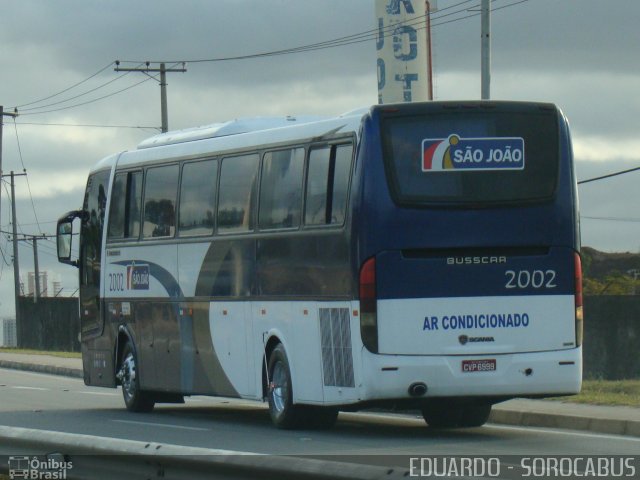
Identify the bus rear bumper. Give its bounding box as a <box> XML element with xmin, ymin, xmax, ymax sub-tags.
<box><xmin>359</xmin><ymin>347</ymin><xmax>582</xmax><ymax>401</ymax></box>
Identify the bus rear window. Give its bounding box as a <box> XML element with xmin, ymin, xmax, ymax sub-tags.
<box><xmin>381</xmin><ymin>110</ymin><xmax>559</xmax><ymax>206</ymax></box>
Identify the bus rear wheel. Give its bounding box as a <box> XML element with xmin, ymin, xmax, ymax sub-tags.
<box><xmin>119</xmin><ymin>343</ymin><xmax>155</xmax><ymax>413</ymax></box>
<box><xmin>422</xmin><ymin>402</ymin><xmax>491</xmax><ymax>428</ymax></box>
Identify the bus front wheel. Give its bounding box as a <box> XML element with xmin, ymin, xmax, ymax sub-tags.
<box><xmin>119</xmin><ymin>343</ymin><xmax>155</xmax><ymax>413</ymax></box>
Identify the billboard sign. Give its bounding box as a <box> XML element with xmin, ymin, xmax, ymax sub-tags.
<box><xmin>376</xmin><ymin>0</ymin><xmax>434</xmax><ymax>104</ymax></box>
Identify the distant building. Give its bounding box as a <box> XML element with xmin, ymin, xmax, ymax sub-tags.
<box><xmin>1</xmin><ymin>318</ymin><xmax>17</xmax><ymax>347</ymax></box>
<box><xmin>18</xmin><ymin>272</ymin><xmax>65</xmax><ymax>298</ymax></box>
<box><xmin>27</xmin><ymin>271</ymin><xmax>48</xmax><ymax>297</ymax></box>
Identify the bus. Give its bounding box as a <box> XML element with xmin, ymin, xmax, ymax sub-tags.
<box><xmin>57</xmin><ymin>101</ymin><xmax>582</xmax><ymax>429</ymax></box>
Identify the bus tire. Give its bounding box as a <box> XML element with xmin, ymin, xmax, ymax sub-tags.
<box><xmin>120</xmin><ymin>342</ymin><xmax>155</xmax><ymax>413</ymax></box>
<box><xmin>301</xmin><ymin>406</ymin><xmax>339</xmax><ymax>429</ymax></box>
<box><xmin>460</xmin><ymin>404</ymin><xmax>492</xmax><ymax>427</ymax></box>
<box><xmin>422</xmin><ymin>402</ymin><xmax>491</xmax><ymax>428</ymax></box>
<box><xmin>267</xmin><ymin>344</ymin><xmax>304</xmax><ymax>429</ymax></box>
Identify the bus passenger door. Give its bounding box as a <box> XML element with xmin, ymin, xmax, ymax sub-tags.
<box><xmin>79</xmin><ymin>170</ymin><xmax>111</xmax><ymax>339</ymax></box>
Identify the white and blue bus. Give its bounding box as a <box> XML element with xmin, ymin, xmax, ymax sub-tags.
<box><xmin>57</xmin><ymin>101</ymin><xmax>582</xmax><ymax>429</ymax></box>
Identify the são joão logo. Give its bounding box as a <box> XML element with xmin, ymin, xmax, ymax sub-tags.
<box><xmin>126</xmin><ymin>263</ymin><xmax>150</xmax><ymax>290</ymax></box>
<box><xmin>422</xmin><ymin>134</ymin><xmax>525</xmax><ymax>172</ymax></box>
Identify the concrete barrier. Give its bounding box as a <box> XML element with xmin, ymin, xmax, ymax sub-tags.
<box><xmin>0</xmin><ymin>426</ymin><xmax>409</xmax><ymax>480</ymax></box>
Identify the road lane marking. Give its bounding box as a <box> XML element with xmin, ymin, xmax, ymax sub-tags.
<box><xmin>111</xmin><ymin>419</ymin><xmax>210</xmax><ymax>431</ymax></box>
<box><xmin>488</xmin><ymin>424</ymin><xmax>640</xmax><ymax>442</ymax></box>
<box><xmin>77</xmin><ymin>391</ymin><xmax>119</xmax><ymax>397</ymax></box>
<box><xmin>10</xmin><ymin>386</ymin><xmax>48</xmax><ymax>391</ymax></box>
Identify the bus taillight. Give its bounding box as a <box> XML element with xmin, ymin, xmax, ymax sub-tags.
<box><xmin>574</xmin><ymin>252</ymin><xmax>584</xmax><ymax>347</ymax></box>
<box><xmin>359</xmin><ymin>257</ymin><xmax>378</xmax><ymax>353</ymax></box>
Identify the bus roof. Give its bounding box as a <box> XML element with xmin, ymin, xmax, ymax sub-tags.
<box><xmin>136</xmin><ymin>116</ymin><xmax>331</xmax><ymax>149</ymax></box>
<box><xmin>92</xmin><ymin>110</ymin><xmax>367</xmax><ymax>173</ymax></box>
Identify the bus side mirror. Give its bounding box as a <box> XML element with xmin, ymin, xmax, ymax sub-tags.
<box><xmin>57</xmin><ymin>210</ymin><xmax>85</xmax><ymax>268</ymax></box>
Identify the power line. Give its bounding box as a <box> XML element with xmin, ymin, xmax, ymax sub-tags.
<box><xmin>11</xmin><ymin>120</ymin><xmax>43</xmax><ymax>235</ymax></box>
<box><xmin>269</xmin><ymin>0</ymin><xmax>478</xmax><ymax>58</ymax></box>
<box><xmin>17</xmin><ymin>62</ymin><xmax>183</xmax><ymax>118</ymax></box>
<box><xmin>17</xmin><ymin>75</ymin><xmax>155</xmax><ymax>117</ymax></box>
<box><xmin>17</xmin><ymin>67</ymin><xmax>139</xmax><ymax>113</ymax></box>
<box><xmin>581</xmin><ymin>215</ymin><xmax>640</xmax><ymax>223</ymax></box>
<box><xmin>1</xmin><ymin>229</ymin><xmax>55</xmax><ymax>238</ymax></box>
<box><xmin>578</xmin><ymin>166</ymin><xmax>640</xmax><ymax>185</ymax></box>
<box><xmin>116</xmin><ymin>0</ymin><xmax>524</xmax><ymax>65</ymax></box>
<box><xmin>13</xmin><ymin>62</ymin><xmax>115</xmax><ymax>109</ymax></box>
<box><xmin>15</xmin><ymin>121</ymin><xmax>158</xmax><ymax>131</ymax></box>
<box><xmin>5</xmin><ymin>219</ymin><xmax>56</xmax><ymax>227</ymax></box>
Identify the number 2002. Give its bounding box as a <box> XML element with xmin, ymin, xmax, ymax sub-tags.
<box><xmin>505</xmin><ymin>270</ymin><xmax>556</xmax><ymax>289</ymax></box>
<box><xmin>109</xmin><ymin>273</ymin><xmax>125</xmax><ymax>292</ymax></box>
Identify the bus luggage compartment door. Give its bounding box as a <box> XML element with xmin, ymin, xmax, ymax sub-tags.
<box><xmin>374</xmin><ymin>248</ymin><xmax>577</xmax><ymax>356</ymax></box>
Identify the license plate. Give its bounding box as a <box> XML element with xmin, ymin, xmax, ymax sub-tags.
<box><xmin>462</xmin><ymin>359</ymin><xmax>496</xmax><ymax>373</ymax></box>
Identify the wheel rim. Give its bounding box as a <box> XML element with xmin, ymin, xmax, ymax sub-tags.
<box><xmin>121</xmin><ymin>353</ymin><xmax>137</xmax><ymax>402</ymax></box>
<box><xmin>271</xmin><ymin>360</ymin><xmax>288</xmax><ymax>414</ymax></box>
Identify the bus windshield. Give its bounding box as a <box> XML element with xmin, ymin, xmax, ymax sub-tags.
<box><xmin>381</xmin><ymin>109</ymin><xmax>560</xmax><ymax>206</ymax></box>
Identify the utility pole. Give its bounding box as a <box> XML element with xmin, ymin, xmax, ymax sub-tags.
<box><xmin>5</xmin><ymin>171</ymin><xmax>27</xmax><ymax>328</ymax></box>
<box><xmin>33</xmin><ymin>236</ymin><xmax>41</xmax><ymax>301</ymax></box>
<box><xmin>114</xmin><ymin>61</ymin><xmax>187</xmax><ymax>132</ymax></box>
<box><xmin>481</xmin><ymin>0</ymin><xmax>491</xmax><ymax>100</ymax></box>
<box><xmin>11</xmin><ymin>171</ymin><xmax>21</xmax><ymax>325</ymax></box>
<box><xmin>0</xmin><ymin>106</ymin><xmax>19</xmax><ymax>230</ymax></box>
<box><xmin>160</xmin><ymin>64</ymin><xmax>169</xmax><ymax>133</ymax></box>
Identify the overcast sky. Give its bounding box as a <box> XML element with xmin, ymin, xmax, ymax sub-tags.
<box><xmin>0</xmin><ymin>0</ymin><xmax>639</xmax><ymax>317</ymax></box>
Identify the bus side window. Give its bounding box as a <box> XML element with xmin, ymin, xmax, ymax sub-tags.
<box><xmin>305</xmin><ymin>147</ymin><xmax>331</xmax><ymax>226</ymax></box>
<box><xmin>217</xmin><ymin>154</ymin><xmax>260</xmax><ymax>233</ymax></box>
<box><xmin>179</xmin><ymin>159</ymin><xmax>218</xmax><ymax>236</ymax></box>
<box><xmin>304</xmin><ymin>143</ymin><xmax>353</xmax><ymax>226</ymax></box>
<box><xmin>107</xmin><ymin>173</ymin><xmax>127</xmax><ymax>239</ymax></box>
<box><xmin>143</xmin><ymin>164</ymin><xmax>179</xmax><ymax>239</ymax></box>
<box><xmin>331</xmin><ymin>144</ymin><xmax>353</xmax><ymax>225</ymax></box>
<box><xmin>259</xmin><ymin>148</ymin><xmax>304</xmax><ymax>230</ymax></box>
<box><xmin>107</xmin><ymin>171</ymin><xmax>143</xmax><ymax>240</ymax></box>
<box><xmin>127</xmin><ymin>172</ymin><xmax>143</xmax><ymax>238</ymax></box>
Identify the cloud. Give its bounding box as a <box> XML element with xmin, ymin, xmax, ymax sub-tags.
<box><xmin>574</xmin><ymin>137</ymin><xmax>640</xmax><ymax>164</ymax></box>
<box><xmin>12</xmin><ymin>171</ymin><xmax>88</xmax><ymax>200</ymax></box>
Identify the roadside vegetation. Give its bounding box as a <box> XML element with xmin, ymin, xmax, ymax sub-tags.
<box><xmin>553</xmin><ymin>379</ymin><xmax>640</xmax><ymax>408</ymax></box>
<box><xmin>581</xmin><ymin>247</ymin><xmax>640</xmax><ymax>295</ymax></box>
<box><xmin>0</xmin><ymin>347</ymin><xmax>81</xmax><ymax>359</ymax></box>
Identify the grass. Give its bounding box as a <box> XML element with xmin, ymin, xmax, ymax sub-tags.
<box><xmin>0</xmin><ymin>347</ymin><xmax>81</xmax><ymax>359</ymax></box>
<box><xmin>551</xmin><ymin>379</ymin><xmax>640</xmax><ymax>408</ymax></box>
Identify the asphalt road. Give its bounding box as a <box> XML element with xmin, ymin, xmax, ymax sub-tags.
<box><xmin>1</xmin><ymin>367</ymin><xmax>639</xmax><ymax>465</ymax></box>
